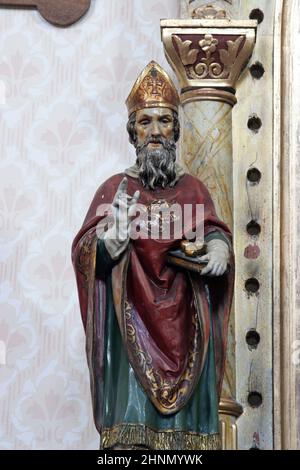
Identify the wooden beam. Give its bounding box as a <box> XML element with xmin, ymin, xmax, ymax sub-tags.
<box><xmin>0</xmin><ymin>0</ymin><xmax>91</xmax><ymax>27</ymax></box>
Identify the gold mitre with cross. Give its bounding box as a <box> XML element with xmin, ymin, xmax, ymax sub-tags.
<box><xmin>126</xmin><ymin>61</ymin><xmax>180</xmax><ymax>116</ymax></box>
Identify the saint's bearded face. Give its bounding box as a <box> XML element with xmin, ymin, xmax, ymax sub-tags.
<box><xmin>127</xmin><ymin>107</ymin><xmax>180</xmax><ymax>190</ymax></box>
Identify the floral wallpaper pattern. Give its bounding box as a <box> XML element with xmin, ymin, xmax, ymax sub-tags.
<box><xmin>0</xmin><ymin>0</ymin><xmax>179</xmax><ymax>449</ymax></box>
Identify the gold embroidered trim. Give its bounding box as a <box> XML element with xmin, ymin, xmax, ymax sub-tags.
<box><xmin>101</xmin><ymin>423</ymin><xmax>221</xmax><ymax>450</ymax></box>
<box><xmin>75</xmin><ymin>230</ymin><xmax>97</xmax><ymax>289</ymax></box>
<box><xmin>124</xmin><ymin>300</ymin><xmax>202</xmax><ymax>415</ymax></box>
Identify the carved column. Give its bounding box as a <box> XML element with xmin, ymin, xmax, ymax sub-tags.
<box><xmin>161</xmin><ymin>3</ymin><xmax>256</xmax><ymax>449</ymax></box>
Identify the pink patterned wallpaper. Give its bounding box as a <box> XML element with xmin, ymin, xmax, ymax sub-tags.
<box><xmin>0</xmin><ymin>0</ymin><xmax>179</xmax><ymax>449</ymax></box>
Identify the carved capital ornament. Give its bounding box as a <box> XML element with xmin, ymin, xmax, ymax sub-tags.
<box><xmin>192</xmin><ymin>3</ymin><xmax>230</xmax><ymax>20</ymax></box>
<box><xmin>161</xmin><ymin>18</ymin><xmax>257</xmax><ymax>105</ymax></box>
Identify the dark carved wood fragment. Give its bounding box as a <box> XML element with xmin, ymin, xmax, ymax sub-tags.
<box><xmin>0</xmin><ymin>0</ymin><xmax>91</xmax><ymax>27</ymax></box>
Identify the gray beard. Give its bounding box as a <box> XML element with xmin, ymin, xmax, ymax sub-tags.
<box><xmin>136</xmin><ymin>137</ymin><xmax>177</xmax><ymax>190</ymax></box>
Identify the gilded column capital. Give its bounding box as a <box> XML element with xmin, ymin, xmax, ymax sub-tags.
<box><xmin>161</xmin><ymin>18</ymin><xmax>257</xmax><ymax>105</ymax></box>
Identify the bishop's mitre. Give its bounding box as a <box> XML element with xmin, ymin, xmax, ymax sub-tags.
<box><xmin>126</xmin><ymin>61</ymin><xmax>180</xmax><ymax>116</ymax></box>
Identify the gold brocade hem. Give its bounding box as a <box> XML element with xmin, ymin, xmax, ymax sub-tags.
<box><xmin>100</xmin><ymin>424</ymin><xmax>221</xmax><ymax>450</ymax></box>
